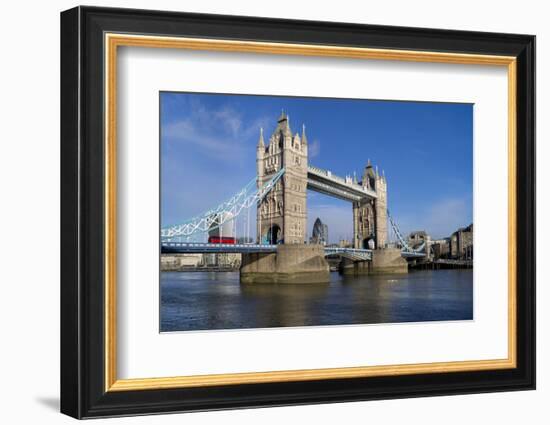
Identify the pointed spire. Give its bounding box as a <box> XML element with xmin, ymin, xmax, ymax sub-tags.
<box><xmin>376</xmin><ymin>165</ymin><xmax>379</xmax><ymax>176</ymax></box>
<box><xmin>367</xmin><ymin>158</ymin><xmax>372</xmax><ymax>168</ymax></box>
<box><xmin>257</xmin><ymin>127</ymin><xmax>265</xmax><ymax>148</ymax></box>
<box><xmin>301</xmin><ymin>124</ymin><xmax>308</xmax><ymax>145</ymax></box>
<box><xmin>277</xmin><ymin>109</ymin><xmax>291</xmax><ymax>136</ymax></box>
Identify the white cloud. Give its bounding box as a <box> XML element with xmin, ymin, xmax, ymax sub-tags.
<box><xmin>394</xmin><ymin>197</ymin><xmax>472</xmax><ymax>240</ymax></box>
<box><xmin>163</xmin><ymin>99</ymin><xmax>269</xmax><ymax>163</ymax></box>
<box><xmin>213</xmin><ymin>106</ymin><xmax>242</xmax><ymax>136</ymax></box>
<box><xmin>309</xmin><ymin>139</ymin><xmax>321</xmax><ymax>159</ymax></box>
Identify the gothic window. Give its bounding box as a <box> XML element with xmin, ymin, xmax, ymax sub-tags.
<box><xmin>366</xmin><ymin>204</ymin><xmax>374</xmax><ymax>235</ymax></box>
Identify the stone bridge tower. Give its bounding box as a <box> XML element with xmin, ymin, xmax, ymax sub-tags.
<box><xmin>353</xmin><ymin>161</ymin><xmax>388</xmax><ymax>249</ymax></box>
<box><xmin>256</xmin><ymin>112</ymin><xmax>308</xmax><ymax>244</ymax></box>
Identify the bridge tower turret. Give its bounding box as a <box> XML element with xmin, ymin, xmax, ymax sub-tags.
<box><xmin>375</xmin><ymin>169</ymin><xmax>388</xmax><ymax>248</ymax></box>
<box><xmin>256</xmin><ymin>128</ymin><xmax>266</xmax><ymax>243</ymax></box>
<box><xmin>256</xmin><ymin>127</ymin><xmax>265</xmax><ymax>181</ymax></box>
<box><xmin>353</xmin><ymin>161</ymin><xmax>388</xmax><ymax>249</ymax></box>
<box><xmin>256</xmin><ymin>112</ymin><xmax>308</xmax><ymax>244</ymax></box>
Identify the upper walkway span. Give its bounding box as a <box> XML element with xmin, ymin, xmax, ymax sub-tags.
<box><xmin>307</xmin><ymin>165</ymin><xmax>377</xmax><ymax>202</ymax></box>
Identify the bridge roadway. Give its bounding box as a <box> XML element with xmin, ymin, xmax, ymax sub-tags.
<box><xmin>161</xmin><ymin>242</ymin><xmax>425</xmax><ymax>260</ymax></box>
<box><xmin>161</xmin><ymin>242</ymin><xmax>373</xmax><ymax>261</ymax></box>
<box><xmin>401</xmin><ymin>251</ymin><xmax>426</xmax><ymax>259</ymax></box>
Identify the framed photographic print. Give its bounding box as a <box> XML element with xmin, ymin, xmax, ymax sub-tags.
<box><xmin>60</xmin><ymin>6</ymin><xmax>535</xmax><ymax>419</ymax></box>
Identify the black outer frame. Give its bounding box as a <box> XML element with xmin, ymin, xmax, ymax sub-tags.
<box><xmin>60</xmin><ymin>6</ymin><xmax>535</xmax><ymax>419</ymax></box>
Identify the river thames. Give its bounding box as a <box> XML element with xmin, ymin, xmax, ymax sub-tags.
<box><xmin>160</xmin><ymin>269</ymin><xmax>473</xmax><ymax>332</ymax></box>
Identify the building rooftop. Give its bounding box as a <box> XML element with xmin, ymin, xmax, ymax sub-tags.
<box><xmin>409</xmin><ymin>230</ymin><xmax>428</xmax><ymax>237</ymax></box>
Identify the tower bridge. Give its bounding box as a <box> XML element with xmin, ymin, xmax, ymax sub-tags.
<box><xmin>161</xmin><ymin>111</ymin><xmax>426</xmax><ymax>282</ymax></box>
<box><xmin>256</xmin><ymin>111</ymin><xmax>387</xmax><ymax>251</ymax></box>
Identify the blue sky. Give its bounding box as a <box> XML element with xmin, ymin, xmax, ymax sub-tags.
<box><xmin>161</xmin><ymin>92</ymin><xmax>473</xmax><ymax>242</ymax></box>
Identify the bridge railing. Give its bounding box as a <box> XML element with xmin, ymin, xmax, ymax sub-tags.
<box><xmin>308</xmin><ymin>165</ymin><xmax>357</xmax><ymax>187</ymax></box>
<box><xmin>161</xmin><ymin>242</ymin><xmax>375</xmax><ymax>260</ymax></box>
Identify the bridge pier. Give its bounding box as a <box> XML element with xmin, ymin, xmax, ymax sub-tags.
<box><xmin>240</xmin><ymin>244</ymin><xmax>330</xmax><ymax>284</ymax></box>
<box><xmin>341</xmin><ymin>248</ymin><xmax>408</xmax><ymax>275</ymax></box>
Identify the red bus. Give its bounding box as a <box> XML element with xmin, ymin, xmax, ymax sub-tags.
<box><xmin>208</xmin><ymin>236</ymin><xmax>236</xmax><ymax>244</ymax></box>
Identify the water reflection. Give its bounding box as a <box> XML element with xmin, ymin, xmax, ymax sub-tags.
<box><xmin>240</xmin><ymin>282</ymin><xmax>330</xmax><ymax>328</ymax></box>
<box><xmin>160</xmin><ymin>270</ymin><xmax>473</xmax><ymax>332</ymax></box>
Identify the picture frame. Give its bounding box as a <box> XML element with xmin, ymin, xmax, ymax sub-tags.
<box><xmin>60</xmin><ymin>5</ymin><xmax>535</xmax><ymax>419</ymax></box>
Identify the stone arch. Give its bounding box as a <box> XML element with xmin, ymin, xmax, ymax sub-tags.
<box><xmin>266</xmin><ymin>224</ymin><xmax>282</xmax><ymax>244</ymax></box>
<box><xmin>363</xmin><ymin>236</ymin><xmax>376</xmax><ymax>250</ymax></box>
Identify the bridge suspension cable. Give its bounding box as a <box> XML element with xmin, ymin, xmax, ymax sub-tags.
<box><xmin>387</xmin><ymin>210</ymin><xmax>425</xmax><ymax>254</ymax></box>
<box><xmin>161</xmin><ymin>168</ymin><xmax>285</xmax><ymax>239</ymax></box>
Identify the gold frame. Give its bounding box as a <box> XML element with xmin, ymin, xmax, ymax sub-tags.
<box><xmin>104</xmin><ymin>33</ymin><xmax>517</xmax><ymax>392</ymax></box>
